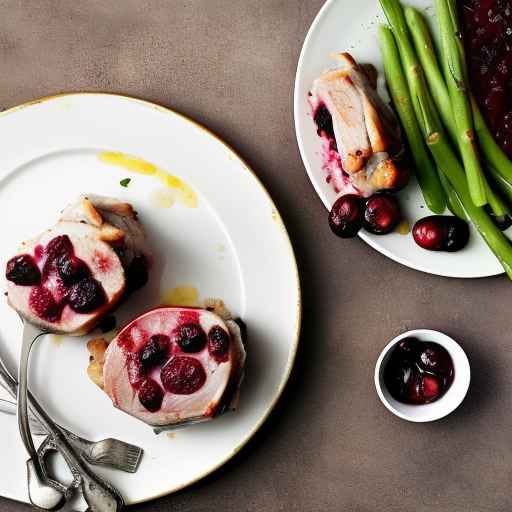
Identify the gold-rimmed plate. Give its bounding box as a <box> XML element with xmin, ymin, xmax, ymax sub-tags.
<box><xmin>0</xmin><ymin>93</ymin><xmax>301</xmax><ymax>506</ymax></box>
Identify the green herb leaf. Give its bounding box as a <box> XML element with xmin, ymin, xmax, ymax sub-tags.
<box><xmin>120</xmin><ymin>178</ymin><xmax>131</xmax><ymax>188</ymax></box>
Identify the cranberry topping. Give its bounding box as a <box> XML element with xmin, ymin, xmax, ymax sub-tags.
<box><xmin>461</xmin><ymin>0</ymin><xmax>512</xmax><ymax>158</ymax></box>
<box><xmin>118</xmin><ymin>330</ymin><xmax>134</xmax><ymax>351</ymax></box>
<box><xmin>42</xmin><ymin>235</ymin><xmax>73</xmax><ymax>275</ymax></box>
<box><xmin>384</xmin><ymin>338</ymin><xmax>454</xmax><ymax>405</ymax></box>
<box><xmin>34</xmin><ymin>245</ymin><xmax>44</xmax><ymax>262</ymax></box>
<box><xmin>29</xmin><ymin>287</ymin><xmax>62</xmax><ymax>322</ymax></box>
<box><xmin>314</xmin><ymin>104</ymin><xmax>335</xmax><ymax>140</ymax></box>
<box><xmin>57</xmin><ymin>254</ymin><xmax>88</xmax><ymax>285</ymax></box>
<box><xmin>11</xmin><ymin>235</ymin><xmax>106</xmax><ymax>322</ymax></box>
<box><xmin>161</xmin><ymin>356</ymin><xmax>206</xmax><ymax>395</ymax></box>
<box><xmin>138</xmin><ymin>378</ymin><xmax>164</xmax><ymax>412</ymax></box>
<box><xmin>172</xmin><ymin>323</ymin><xmax>207</xmax><ymax>353</ymax></box>
<box><xmin>67</xmin><ymin>277</ymin><xmax>106</xmax><ymax>313</ymax></box>
<box><xmin>178</xmin><ymin>309</ymin><xmax>200</xmax><ymax>325</ymax></box>
<box><xmin>127</xmin><ymin>352</ymin><xmax>145</xmax><ymax>388</ymax></box>
<box><xmin>140</xmin><ymin>334</ymin><xmax>169</xmax><ymax>368</ymax></box>
<box><xmin>208</xmin><ymin>325</ymin><xmax>230</xmax><ymax>362</ymax></box>
<box><xmin>6</xmin><ymin>255</ymin><xmax>41</xmax><ymax>286</ymax></box>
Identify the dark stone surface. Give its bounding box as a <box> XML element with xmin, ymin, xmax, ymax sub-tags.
<box><xmin>1</xmin><ymin>1</ymin><xmax>512</xmax><ymax>511</ymax></box>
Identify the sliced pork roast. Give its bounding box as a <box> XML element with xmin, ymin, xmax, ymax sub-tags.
<box><xmin>310</xmin><ymin>52</ymin><xmax>409</xmax><ymax>196</ymax></box>
<box><xmin>5</xmin><ymin>195</ymin><xmax>151</xmax><ymax>335</ymax></box>
<box><xmin>102</xmin><ymin>306</ymin><xmax>246</xmax><ymax>430</ymax></box>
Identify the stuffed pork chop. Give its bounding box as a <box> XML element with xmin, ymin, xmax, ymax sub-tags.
<box><xmin>102</xmin><ymin>306</ymin><xmax>246</xmax><ymax>429</ymax></box>
<box><xmin>5</xmin><ymin>195</ymin><xmax>151</xmax><ymax>335</ymax></box>
<box><xmin>310</xmin><ymin>52</ymin><xmax>409</xmax><ymax>196</ymax></box>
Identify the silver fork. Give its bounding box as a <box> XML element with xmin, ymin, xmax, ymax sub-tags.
<box><xmin>17</xmin><ymin>322</ymin><xmax>124</xmax><ymax>511</ymax></box>
<box><xmin>0</xmin><ymin>349</ymin><xmax>143</xmax><ymax>474</ymax></box>
<box><xmin>0</xmin><ymin>396</ymin><xmax>143</xmax><ymax>473</ymax></box>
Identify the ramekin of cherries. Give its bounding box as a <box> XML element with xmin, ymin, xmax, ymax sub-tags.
<box><xmin>329</xmin><ymin>193</ymin><xmax>471</xmax><ymax>252</ymax></box>
<box><xmin>374</xmin><ymin>329</ymin><xmax>470</xmax><ymax>422</ymax></box>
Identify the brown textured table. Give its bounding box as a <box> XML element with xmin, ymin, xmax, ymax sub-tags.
<box><xmin>1</xmin><ymin>1</ymin><xmax>512</xmax><ymax>511</ymax></box>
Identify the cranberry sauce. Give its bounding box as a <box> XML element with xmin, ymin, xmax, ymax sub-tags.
<box><xmin>384</xmin><ymin>337</ymin><xmax>454</xmax><ymax>405</ymax></box>
<box><xmin>314</xmin><ymin>104</ymin><xmax>337</xmax><ymax>152</ymax></box>
<box><xmin>7</xmin><ymin>235</ymin><xmax>107</xmax><ymax>322</ymax></box>
<box><xmin>461</xmin><ymin>1</ymin><xmax>512</xmax><ymax>157</ymax></box>
<box><xmin>6</xmin><ymin>255</ymin><xmax>41</xmax><ymax>286</ymax></box>
<box><xmin>207</xmin><ymin>325</ymin><xmax>230</xmax><ymax>363</ymax></box>
<box><xmin>120</xmin><ymin>312</ymin><xmax>231</xmax><ymax>412</ymax></box>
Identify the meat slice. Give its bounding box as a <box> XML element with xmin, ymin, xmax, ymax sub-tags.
<box><xmin>60</xmin><ymin>194</ymin><xmax>151</xmax><ymax>271</ymax></box>
<box><xmin>311</xmin><ymin>68</ymin><xmax>371</xmax><ymax>173</ymax></box>
<box><xmin>103</xmin><ymin>307</ymin><xmax>246</xmax><ymax>429</ymax></box>
<box><xmin>6</xmin><ymin>228</ymin><xmax>125</xmax><ymax>335</ymax></box>
<box><xmin>310</xmin><ymin>52</ymin><xmax>409</xmax><ymax>196</ymax></box>
<box><xmin>5</xmin><ymin>195</ymin><xmax>151</xmax><ymax>335</ymax></box>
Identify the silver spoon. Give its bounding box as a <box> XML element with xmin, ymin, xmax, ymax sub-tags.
<box><xmin>17</xmin><ymin>321</ymin><xmax>124</xmax><ymax>511</ymax></box>
<box><xmin>17</xmin><ymin>322</ymin><xmax>65</xmax><ymax>510</ymax></box>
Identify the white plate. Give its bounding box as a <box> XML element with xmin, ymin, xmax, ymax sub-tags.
<box><xmin>0</xmin><ymin>93</ymin><xmax>301</xmax><ymax>507</ymax></box>
<box><xmin>294</xmin><ymin>0</ymin><xmax>508</xmax><ymax>278</ymax></box>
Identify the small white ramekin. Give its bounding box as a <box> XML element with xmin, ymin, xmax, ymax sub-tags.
<box><xmin>374</xmin><ymin>329</ymin><xmax>471</xmax><ymax>422</ymax></box>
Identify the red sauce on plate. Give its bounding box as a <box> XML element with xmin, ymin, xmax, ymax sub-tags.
<box><xmin>461</xmin><ymin>0</ymin><xmax>512</xmax><ymax>157</ymax></box>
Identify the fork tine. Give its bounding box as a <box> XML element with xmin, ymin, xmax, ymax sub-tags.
<box><xmin>85</xmin><ymin>439</ymin><xmax>143</xmax><ymax>473</ymax></box>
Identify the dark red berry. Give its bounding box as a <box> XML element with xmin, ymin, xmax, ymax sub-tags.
<box><xmin>412</xmin><ymin>216</ymin><xmax>446</xmax><ymax>250</ymax></box>
<box><xmin>413</xmin><ymin>216</ymin><xmax>469</xmax><ymax>252</ymax></box>
<box><xmin>419</xmin><ymin>342</ymin><xmax>454</xmax><ymax>379</ymax></box>
<box><xmin>363</xmin><ymin>194</ymin><xmax>401</xmax><ymax>234</ymax></box>
<box><xmin>161</xmin><ymin>356</ymin><xmax>206</xmax><ymax>394</ymax></box>
<box><xmin>422</xmin><ymin>375</ymin><xmax>441</xmax><ymax>401</ymax></box>
<box><xmin>138</xmin><ymin>378</ymin><xmax>164</xmax><ymax>412</ymax></box>
<box><xmin>44</xmin><ymin>235</ymin><xmax>72</xmax><ymax>262</ymax></box>
<box><xmin>172</xmin><ymin>323</ymin><xmax>206</xmax><ymax>353</ymax></box>
<box><xmin>395</xmin><ymin>337</ymin><xmax>422</xmax><ymax>361</ymax></box>
<box><xmin>313</xmin><ymin>104</ymin><xmax>335</xmax><ymax>140</ymax></box>
<box><xmin>384</xmin><ymin>337</ymin><xmax>454</xmax><ymax>405</ymax></box>
<box><xmin>6</xmin><ymin>254</ymin><xmax>41</xmax><ymax>286</ymax></box>
<box><xmin>208</xmin><ymin>326</ymin><xmax>230</xmax><ymax>362</ymax></box>
<box><xmin>57</xmin><ymin>255</ymin><xmax>89</xmax><ymax>285</ymax></box>
<box><xmin>407</xmin><ymin>372</ymin><xmax>424</xmax><ymax>404</ymax></box>
<box><xmin>328</xmin><ymin>194</ymin><xmax>364</xmax><ymax>238</ymax></box>
<box><xmin>127</xmin><ymin>352</ymin><xmax>145</xmax><ymax>388</ymax></box>
<box><xmin>29</xmin><ymin>287</ymin><xmax>62</xmax><ymax>322</ymax></box>
<box><xmin>140</xmin><ymin>334</ymin><xmax>169</xmax><ymax>368</ymax></box>
<box><xmin>67</xmin><ymin>277</ymin><xmax>106</xmax><ymax>313</ymax></box>
<box><xmin>42</xmin><ymin>235</ymin><xmax>73</xmax><ymax>277</ymax></box>
<box><xmin>443</xmin><ymin>217</ymin><xmax>470</xmax><ymax>252</ymax></box>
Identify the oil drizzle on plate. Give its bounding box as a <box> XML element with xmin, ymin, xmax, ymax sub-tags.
<box><xmin>161</xmin><ymin>286</ymin><xmax>199</xmax><ymax>307</ymax></box>
<box><xmin>395</xmin><ymin>219</ymin><xmax>410</xmax><ymax>235</ymax></box>
<box><xmin>50</xmin><ymin>334</ymin><xmax>63</xmax><ymax>347</ymax></box>
<box><xmin>98</xmin><ymin>151</ymin><xmax>197</xmax><ymax>208</ymax></box>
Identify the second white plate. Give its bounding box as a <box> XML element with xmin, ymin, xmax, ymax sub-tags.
<box><xmin>294</xmin><ymin>0</ymin><xmax>508</xmax><ymax>278</ymax></box>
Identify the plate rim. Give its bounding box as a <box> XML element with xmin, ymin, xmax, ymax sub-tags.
<box><xmin>293</xmin><ymin>0</ymin><xmax>503</xmax><ymax>279</ymax></box>
<box><xmin>0</xmin><ymin>91</ymin><xmax>302</xmax><ymax>505</ymax></box>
